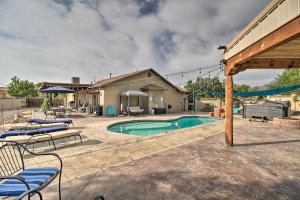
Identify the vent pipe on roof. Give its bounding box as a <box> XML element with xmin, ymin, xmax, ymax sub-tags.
<box><xmin>109</xmin><ymin>73</ymin><xmax>112</xmax><ymax>79</ymax></box>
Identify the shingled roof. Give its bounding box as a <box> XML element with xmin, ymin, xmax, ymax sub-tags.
<box><xmin>90</xmin><ymin>68</ymin><xmax>186</xmax><ymax>93</ymax></box>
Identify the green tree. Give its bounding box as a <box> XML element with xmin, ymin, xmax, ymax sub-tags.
<box><xmin>268</xmin><ymin>69</ymin><xmax>300</xmax><ymax>94</ymax></box>
<box><xmin>7</xmin><ymin>76</ymin><xmax>38</xmax><ymax>97</ymax></box>
<box><xmin>185</xmin><ymin>76</ymin><xmax>224</xmax><ymax>98</ymax></box>
<box><xmin>235</xmin><ymin>84</ymin><xmax>251</xmax><ymax>93</ymax></box>
<box><xmin>40</xmin><ymin>95</ymin><xmax>49</xmax><ymax>113</ymax></box>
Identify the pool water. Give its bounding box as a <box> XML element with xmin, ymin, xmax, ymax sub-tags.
<box><xmin>108</xmin><ymin>116</ymin><xmax>218</xmax><ymax>136</ymax></box>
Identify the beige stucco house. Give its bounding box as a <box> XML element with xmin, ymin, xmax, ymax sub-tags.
<box><xmin>41</xmin><ymin>68</ymin><xmax>188</xmax><ymax>115</ymax></box>
<box><xmin>89</xmin><ymin>68</ymin><xmax>187</xmax><ymax>115</ymax></box>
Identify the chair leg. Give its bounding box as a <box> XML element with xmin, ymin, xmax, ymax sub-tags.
<box><xmin>58</xmin><ymin>171</ymin><xmax>62</xmax><ymax>200</ymax></box>
<box><xmin>35</xmin><ymin>191</ymin><xmax>43</xmax><ymax>200</ymax></box>
<box><xmin>51</xmin><ymin>140</ymin><xmax>56</xmax><ymax>150</ymax></box>
<box><xmin>78</xmin><ymin>135</ymin><xmax>83</xmax><ymax>143</ymax></box>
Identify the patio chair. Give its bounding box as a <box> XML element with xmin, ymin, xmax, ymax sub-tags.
<box><xmin>0</xmin><ymin>140</ymin><xmax>62</xmax><ymax>200</ymax></box>
<box><xmin>79</xmin><ymin>102</ymin><xmax>89</xmax><ymax>113</ymax></box>
<box><xmin>107</xmin><ymin>105</ymin><xmax>117</xmax><ymax>117</ymax></box>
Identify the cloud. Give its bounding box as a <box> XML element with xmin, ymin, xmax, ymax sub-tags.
<box><xmin>0</xmin><ymin>0</ymin><xmax>273</xmax><ymax>86</ymax></box>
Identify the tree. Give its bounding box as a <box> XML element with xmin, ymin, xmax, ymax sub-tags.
<box><xmin>268</xmin><ymin>69</ymin><xmax>300</xmax><ymax>94</ymax></box>
<box><xmin>7</xmin><ymin>76</ymin><xmax>38</xmax><ymax>97</ymax></box>
<box><xmin>235</xmin><ymin>84</ymin><xmax>251</xmax><ymax>93</ymax></box>
<box><xmin>40</xmin><ymin>95</ymin><xmax>49</xmax><ymax>113</ymax></box>
<box><xmin>185</xmin><ymin>76</ymin><xmax>224</xmax><ymax>98</ymax></box>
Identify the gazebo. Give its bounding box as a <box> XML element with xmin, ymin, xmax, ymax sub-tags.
<box><xmin>221</xmin><ymin>0</ymin><xmax>300</xmax><ymax>146</ymax></box>
<box><xmin>120</xmin><ymin>90</ymin><xmax>148</xmax><ymax>115</ymax></box>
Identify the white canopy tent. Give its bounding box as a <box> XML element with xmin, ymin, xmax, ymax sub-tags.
<box><xmin>120</xmin><ymin>90</ymin><xmax>148</xmax><ymax>116</ymax></box>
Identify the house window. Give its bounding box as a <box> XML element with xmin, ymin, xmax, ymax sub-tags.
<box><xmin>152</xmin><ymin>91</ymin><xmax>164</xmax><ymax>107</ymax></box>
<box><xmin>147</xmin><ymin>72</ymin><xmax>152</xmax><ymax>77</ymax></box>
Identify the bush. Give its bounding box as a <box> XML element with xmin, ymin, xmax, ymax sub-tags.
<box><xmin>40</xmin><ymin>95</ymin><xmax>49</xmax><ymax>113</ymax></box>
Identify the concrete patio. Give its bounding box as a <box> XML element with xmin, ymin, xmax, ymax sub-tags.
<box><xmin>31</xmin><ymin>115</ymin><xmax>300</xmax><ymax>200</ymax></box>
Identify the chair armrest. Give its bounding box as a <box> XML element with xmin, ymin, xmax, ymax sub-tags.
<box><xmin>0</xmin><ymin>175</ymin><xmax>42</xmax><ymax>200</ymax></box>
<box><xmin>0</xmin><ymin>175</ymin><xmax>30</xmax><ymax>190</ymax></box>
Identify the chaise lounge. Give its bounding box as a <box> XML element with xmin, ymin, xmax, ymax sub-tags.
<box><xmin>7</xmin><ymin>122</ymin><xmax>66</xmax><ymax>131</ymax></box>
<box><xmin>0</xmin><ymin>125</ymin><xmax>68</xmax><ymax>138</ymax></box>
<box><xmin>3</xmin><ymin>129</ymin><xmax>82</xmax><ymax>150</ymax></box>
<box><xmin>28</xmin><ymin>118</ymin><xmax>74</xmax><ymax>127</ymax></box>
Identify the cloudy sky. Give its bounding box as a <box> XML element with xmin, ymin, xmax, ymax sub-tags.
<box><xmin>0</xmin><ymin>0</ymin><xmax>281</xmax><ymax>86</ymax></box>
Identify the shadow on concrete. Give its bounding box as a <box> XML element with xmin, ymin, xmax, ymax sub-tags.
<box><xmin>51</xmin><ymin>169</ymin><xmax>300</xmax><ymax>200</ymax></box>
<box><xmin>235</xmin><ymin>139</ymin><xmax>300</xmax><ymax>147</ymax></box>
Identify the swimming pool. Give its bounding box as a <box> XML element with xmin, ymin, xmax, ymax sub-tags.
<box><xmin>107</xmin><ymin>116</ymin><xmax>218</xmax><ymax>136</ymax></box>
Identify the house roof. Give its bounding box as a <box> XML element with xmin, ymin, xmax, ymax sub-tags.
<box><xmin>91</xmin><ymin>68</ymin><xmax>187</xmax><ymax>93</ymax></box>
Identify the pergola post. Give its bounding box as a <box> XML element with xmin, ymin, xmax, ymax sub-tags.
<box><xmin>225</xmin><ymin>74</ymin><xmax>233</xmax><ymax>147</ymax></box>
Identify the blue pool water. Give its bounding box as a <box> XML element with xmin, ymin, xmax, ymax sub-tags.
<box><xmin>108</xmin><ymin>116</ymin><xmax>218</xmax><ymax>136</ymax></box>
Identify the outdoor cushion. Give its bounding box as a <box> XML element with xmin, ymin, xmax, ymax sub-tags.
<box><xmin>4</xmin><ymin>135</ymin><xmax>37</xmax><ymax>144</ymax></box>
<box><xmin>49</xmin><ymin>130</ymin><xmax>81</xmax><ymax>139</ymax></box>
<box><xmin>19</xmin><ymin>167</ymin><xmax>59</xmax><ymax>176</ymax></box>
<box><xmin>4</xmin><ymin>175</ymin><xmax>51</xmax><ymax>185</ymax></box>
<box><xmin>28</xmin><ymin>118</ymin><xmax>73</xmax><ymax>124</ymax></box>
<box><xmin>8</xmin><ymin>122</ymin><xmax>66</xmax><ymax>131</ymax></box>
<box><xmin>0</xmin><ymin>126</ymin><xmax>67</xmax><ymax>138</ymax></box>
<box><xmin>0</xmin><ymin>183</ymin><xmax>39</xmax><ymax>196</ymax></box>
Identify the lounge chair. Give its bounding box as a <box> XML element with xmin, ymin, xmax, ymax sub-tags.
<box><xmin>129</xmin><ymin>106</ymin><xmax>144</xmax><ymax>115</ymax></box>
<box><xmin>0</xmin><ymin>140</ymin><xmax>62</xmax><ymax>200</ymax></box>
<box><xmin>28</xmin><ymin>118</ymin><xmax>74</xmax><ymax>127</ymax></box>
<box><xmin>0</xmin><ymin>125</ymin><xmax>68</xmax><ymax>138</ymax></box>
<box><xmin>7</xmin><ymin>122</ymin><xmax>66</xmax><ymax>131</ymax></box>
<box><xmin>4</xmin><ymin>129</ymin><xmax>82</xmax><ymax>150</ymax></box>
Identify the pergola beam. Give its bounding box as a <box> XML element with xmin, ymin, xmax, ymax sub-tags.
<box><xmin>225</xmin><ymin>16</ymin><xmax>300</xmax><ymax>75</ymax></box>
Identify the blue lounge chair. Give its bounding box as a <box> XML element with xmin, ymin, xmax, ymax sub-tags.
<box><xmin>28</xmin><ymin>118</ymin><xmax>73</xmax><ymax>127</ymax></box>
<box><xmin>0</xmin><ymin>125</ymin><xmax>67</xmax><ymax>138</ymax></box>
<box><xmin>0</xmin><ymin>140</ymin><xmax>62</xmax><ymax>199</ymax></box>
<box><xmin>107</xmin><ymin>105</ymin><xmax>117</xmax><ymax>117</ymax></box>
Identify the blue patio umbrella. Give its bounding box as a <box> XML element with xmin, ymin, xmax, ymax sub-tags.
<box><xmin>40</xmin><ymin>86</ymin><xmax>75</xmax><ymax>94</ymax></box>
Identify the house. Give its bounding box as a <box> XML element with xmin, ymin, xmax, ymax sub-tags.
<box><xmin>40</xmin><ymin>68</ymin><xmax>188</xmax><ymax>115</ymax></box>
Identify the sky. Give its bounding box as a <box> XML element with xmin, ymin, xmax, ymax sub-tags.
<box><xmin>0</xmin><ymin>0</ymin><xmax>281</xmax><ymax>87</ymax></box>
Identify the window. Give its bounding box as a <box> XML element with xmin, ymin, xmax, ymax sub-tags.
<box><xmin>147</xmin><ymin>72</ymin><xmax>152</xmax><ymax>77</ymax></box>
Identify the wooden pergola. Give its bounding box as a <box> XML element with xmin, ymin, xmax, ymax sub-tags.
<box><xmin>222</xmin><ymin>0</ymin><xmax>300</xmax><ymax>146</ymax></box>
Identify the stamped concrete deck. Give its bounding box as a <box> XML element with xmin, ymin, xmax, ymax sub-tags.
<box><xmin>39</xmin><ymin>117</ymin><xmax>300</xmax><ymax>200</ymax></box>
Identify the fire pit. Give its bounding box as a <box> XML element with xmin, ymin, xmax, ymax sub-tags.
<box><xmin>273</xmin><ymin>117</ymin><xmax>300</xmax><ymax>129</ymax></box>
